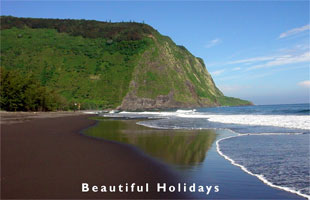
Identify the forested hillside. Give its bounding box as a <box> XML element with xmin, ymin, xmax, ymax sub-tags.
<box><xmin>0</xmin><ymin>16</ymin><xmax>251</xmax><ymax>111</ymax></box>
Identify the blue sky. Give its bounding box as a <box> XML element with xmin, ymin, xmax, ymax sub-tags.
<box><xmin>1</xmin><ymin>1</ymin><xmax>309</xmax><ymax>105</ymax></box>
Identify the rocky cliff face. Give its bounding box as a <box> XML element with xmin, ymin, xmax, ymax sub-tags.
<box><xmin>118</xmin><ymin>32</ymin><xmax>232</xmax><ymax>110</ymax></box>
<box><xmin>119</xmin><ymin>91</ymin><xmax>176</xmax><ymax>110</ymax></box>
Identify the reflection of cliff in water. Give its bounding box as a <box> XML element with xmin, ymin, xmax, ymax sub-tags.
<box><xmin>84</xmin><ymin>119</ymin><xmax>217</xmax><ymax>166</ymax></box>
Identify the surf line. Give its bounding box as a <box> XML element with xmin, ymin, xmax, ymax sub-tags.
<box><xmin>216</xmin><ymin>134</ymin><xmax>310</xmax><ymax>200</ymax></box>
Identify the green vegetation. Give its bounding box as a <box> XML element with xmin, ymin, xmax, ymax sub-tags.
<box><xmin>0</xmin><ymin>16</ymin><xmax>251</xmax><ymax>111</ymax></box>
<box><xmin>84</xmin><ymin>118</ymin><xmax>217</xmax><ymax>166</ymax></box>
<box><xmin>0</xmin><ymin>68</ymin><xmax>66</xmax><ymax>111</ymax></box>
<box><xmin>216</xmin><ymin>96</ymin><xmax>252</xmax><ymax>106</ymax></box>
<box><xmin>1</xmin><ymin>16</ymin><xmax>154</xmax><ymax>41</ymax></box>
<box><xmin>1</xmin><ymin>17</ymin><xmax>151</xmax><ymax>109</ymax></box>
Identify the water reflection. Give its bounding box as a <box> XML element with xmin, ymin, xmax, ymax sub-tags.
<box><xmin>84</xmin><ymin>119</ymin><xmax>216</xmax><ymax>166</ymax></box>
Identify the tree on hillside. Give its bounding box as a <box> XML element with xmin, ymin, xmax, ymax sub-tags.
<box><xmin>0</xmin><ymin>67</ymin><xmax>65</xmax><ymax>111</ymax></box>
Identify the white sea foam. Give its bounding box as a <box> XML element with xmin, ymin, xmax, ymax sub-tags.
<box><xmin>205</xmin><ymin>114</ymin><xmax>310</xmax><ymax>130</ymax></box>
<box><xmin>119</xmin><ymin>111</ymin><xmax>310</xmax><ymax>130</ymax></box>
<box><xmin>136</xmin><ymin>121</ymin><xmax>202</xmax><ymax>130</ymax></box>
<box><xmin>216</xmin><ymin>135</ymin><xmax>310</xmax><ymax>200</ymax></box>
<box><xmin>244</xmin><ymin>132</ymin><xmax>305</xmax><ymax>136</ymax></box>
<box><xmin>176</xmin><ymin>109</ymin><xmax>196</xmax><ymax>113</ymax></box>
<box><xmin>83</xmin><ymin>110</ymin><xmax>100</xmax><ymax>114</ymax></box>
<box><xmin>136</xmin><ymin>121</ymin><xmax>173</xmax><ymax>129</ymax></box>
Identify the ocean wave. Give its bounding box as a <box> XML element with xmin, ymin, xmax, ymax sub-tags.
<box><xmin>246</xmin><ymin>132</ymin><xmax>305</xmax><ymax>135</ymax></box>
<box><xmin>298</xmin><ymin>109</ymin><xmax>310</xmax><ymax>114</ymax></box>
<box><xmin>216</xmin><ymin>135</ymin><xmax>310</xmax><ymax>200</ymax></box>
<box><xmin>83</xmin><ymin>111</ymin><xmax>101</xmax><ymax>114</ymax></box>
<box><xmin>176</xmin><ymin>109</ymin><xmax>196</xmax><ymax>113</ymax></box>
<box><xmin>117</xmin><ymin>111</ymin><xmax>310</xmax><ymax>130</ymax></box>
<box><xmin>205</xmin><ymin>114</ymin><xmax>310</xmax><ymax>130</ymax></box>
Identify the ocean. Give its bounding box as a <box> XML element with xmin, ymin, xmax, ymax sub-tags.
<box><xmin>101</xmin><ymin>103</ymin><xmax>310</xmax><ymax>199</ymax></box>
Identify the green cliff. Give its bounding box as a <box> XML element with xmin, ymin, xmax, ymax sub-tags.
<box><xmin>0</xmin><ymin>16</ymin><xmax>251</xmax><ymax>111</ymax></box>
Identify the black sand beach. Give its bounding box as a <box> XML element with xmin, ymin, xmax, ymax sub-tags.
<box><xmin>0</xmin><ymin>113</ymin><xmax>305</xmax><ymax>199</ymax></box>
<box><xmin>84</xmin><ymin>117</ymin><xmax>305</xmax><ymax>200</ymax></box>
<box><xmin>1</xmin><ymin>113</ymin><xmax>184</xmax><ymax>199</ymax></box>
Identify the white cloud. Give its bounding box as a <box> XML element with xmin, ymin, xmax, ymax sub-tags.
<box><xmin>210</xmin><ymin>69</ymin><xmax>225</xmax><ymax>76</ymax></box>
<box><xmin>207</xmin><ymin>56</ymin><xmax>275</xmax><ymax>68</ymax></box>
<box><xmin>247</xmin><ymin>51</ymin><xmax>310</xmax><ymax>70</ymax></box>
<box><xmin>205</xmin><ymin>38</ymin><xmax>222</xmax><ymax>48</ymax></box>
<box><xmin>232</xmin><ymin>67</ymin><xmax>241</xmax><ymax>71</ymax></box>
<box><xmin>298</xmin><ymin>80</ymin><xmax>310</xmax><ymax>88</ymax></box>
<box><xmin>219</xmin><ymin>65</ymin><xmax>308</xmax><ymax>82</ymax></box>
<box><xmin>208</xmin><ymin>42</ymin><xmax>309</xmax><ymax>69</ymax></box>
<box><xmin>279</xmin><ymin>24</ymin><xmax>310</xmax><ymax>39</ymax></box>
<box><xmin>277</xmin><ymin>42</ymin><xmax>310</xmax><ymax>55</ymax></box>
<box><xmin>227</xmin><ymin>56</ymin><xmax>275</xmax><ymax>65</ymax></box>
<box><xmin>219</xmin><ymin>71</ymin><xmax>273</xmax><ymax>81</ymax></box>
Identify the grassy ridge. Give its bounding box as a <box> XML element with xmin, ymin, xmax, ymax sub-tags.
<box><xmin>1</xmin><ymin>27</ymin><xmax>150</xmax><ymax>109</ymax></box>
<box><xmin>1</xmin><ymin>16</ymin><xmax>251</xmax><ymax>110</ymax></box>
<box><xmin>1</xmin><ymin>16</ymin><xmax>154</xmax><ymax>40</ymax></box>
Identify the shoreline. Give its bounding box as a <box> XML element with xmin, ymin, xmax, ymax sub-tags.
<box><xmin>216</xmin><ymin>134</ymin><xmax>309</xmax><ymax>199</ymax></box>
<box><xmin>0</xmin><ymin>111</ymin><xmax>90</xmax><ymax>125</ymax></box>
<box><xmin>83</xmin><ymin>117</ymin><xmax>305</xmax><ymax>199</ymax></box>
<box><xmin>1</xmin><ymin>113</ymin><xmax>307</xmax><ymax>199</ymax></box>
<box><xmin>132</xmin><ymin>119</ymin><xmax>307</xmax><ymax>199</ymax></box>
<box><xmin>1</xmin><ymin>114</ymin><xmax>185</xmax><ymax>199</ymax></box>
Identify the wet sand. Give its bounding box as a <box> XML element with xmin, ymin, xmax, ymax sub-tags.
<box><xmin>83</xmin><ymin>118</ymin><xmax>305</xmax><ymax>200</ymax></box>
<box><xmin>1</xmin><ymin>113</ymin><xmax>304</xmax><ymax>199</ymax></box>
<box><xmin>1</xmin><ymin>113</ymin><xmax>184</xmax><ymax>199</ymax></box>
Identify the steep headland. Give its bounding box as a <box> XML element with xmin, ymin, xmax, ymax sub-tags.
<box><xmin>0</xmin><ymin>16</ymin><xmax>251</xmax><ymax>111</ymax></box>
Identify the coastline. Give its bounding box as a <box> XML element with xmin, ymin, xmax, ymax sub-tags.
<box><xmin>1</xmin><ymin>114</ymin><xmax>184</xmax><ymax>199</ymax></box>
<box><xmin>1</xmin><ymin>112</ymin><xmax>306</xmax><ymax>199</ymax></box>
<box><xmin>216</xmin><ymin>134</ymin><xmax>310</xmax><ymax>199</ymax></box>
<box><xmin>0</xmin><ymin>111</ymin><xmax>90</xmax><ymax>124</ymax></box>
<box><xmin>83</xmin><ymin>117</ymin><xmax>306</xmax><ymax>199</ymax></box>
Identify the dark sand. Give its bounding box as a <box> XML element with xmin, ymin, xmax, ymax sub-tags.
<box><xmin>0</xmin><ymin>111</ymin><xmax>88</xmax><ymax>125</ymax></box>
<box><xmin>1</xmin><ymin>113</ymin><xmax>184</xmax><ymax>199</ymax></box>
<box><xmin>83</xmin><ymin>118</ymin><xmax>305</xmax><ymax>200</ymax></box>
